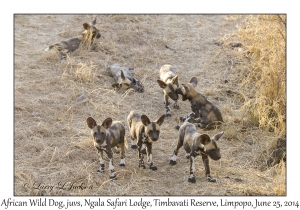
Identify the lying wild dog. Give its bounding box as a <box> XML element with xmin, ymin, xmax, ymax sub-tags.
<box><xmin>107</xmin><ymin>64</ymin><xmax>144</xmax><ymax>92</ymax></box>
<box><xmin>170</xmin><ymin>121</ymin><xmax>224</xmax><ymax>183</ymax></box>
<box><xmin>177</xmin><ymin>77</ymin><xmax>224</xmax><ymax>130</ymax></box>
<box><xmin>45</xmin><ymin>18</ymin><xmax>101</xmax><ymax>59</ymax></box>
<box><xmin>86</xmin><ymin>117</ymin><xmax>126</xmax><ymax>179</ymax></box>
<box><xmin>127</xmin><ymin>111</ymin><xmax>165</xmax><ymax>170</ymax></box>
<box><xmin>157</xmin><ymin>65</ymin><xmax>180</xmax><ymax>117</ymax></box>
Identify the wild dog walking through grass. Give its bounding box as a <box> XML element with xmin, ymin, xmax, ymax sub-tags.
<box><xmin>86</xmin><ymin>117</ymin><xmax>126</xmax><ymax>179</ymax></box>
<box><xmin>177</xmin><ymin>77</ymin><xmax>224</xmax><ymax>130</ymax></box>
<box><xmin>157</xmin><ymin>65</ymin><xmax>180</xmax><ymax>117</ymax></box>
<box><xmin>170</xmin><ymin>122</ymin><xmax>224</xmax><ymax>183</ymax></box>
<box><xmin>127</xmin><ymin>111</ymin><xmax>165</xmax><ymax>170</ymax></box>
<box><xmin>107</xmin><ymin>64</ymin><xmax>144</xmax><ymax>92</ymax></box>
<box><xmin>45</xmin><ymin>18</ymin><xmax>101</xmax><ymax>59</ymax></box>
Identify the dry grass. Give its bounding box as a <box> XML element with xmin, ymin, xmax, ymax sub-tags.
<box><xmin>14</xmin><ymin>14</ymin><xmax>286</xmax><ymax>196</ymax></box>
<box><xmin>238</xmin><ymin>15</ymin><xmax>286</xmax><ymax>136</ymax></box>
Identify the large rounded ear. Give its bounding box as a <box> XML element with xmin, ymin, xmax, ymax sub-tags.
<box><xmin>87</xmin><ymin>117</ymin><xmax>97</xmax><ymax>129</ymax></box>
<box><xmin>156</xmin><ymin>114</ymin><xmax>166</xmax><ymax>126</ymax></box>
<box><xmin>92</xmin><ymin>18</ymin><xmax>97</xmax><ymax>25</ymax></box>
<box><xmin>83</xmin><ymin>23</ymin><xmax>90</xmax><ymax>30</ymax></box>
<box><xmin>171</xmin><ymin>75</ymin><xmax>178</xmax><ymax>84</ymax></box>
<box><xmin>182</xmin><ymin>84</ymin><xmax>190</xmax><ymax>93</ymax></box>
<box><xmin>189</xmin><ymin>77</ymin><xmax>198</xmax><ymax>87</ymax></box>
<box><xmin>199</xmin><ymin>134</ymin><xmax>211</xmax><ymax>145</ymax></box>
<box><xmin>212</xmin><ymin>131</ymin><xmax>224</xmax><ymax>141</ymax></box>
<box><xmin>141</xmin><ymin>115</ymin><xmax>151</xmax><ymax>126</ymax></box>
<box><xmin>157</xmin><ymin>80</ymin><xmax>167</xmax><ymax>89</ymax></box>
<box><xmin>120</xmin><ymin>70</ymin><xmax>126</xmax><ymax>80</ymax></box>
<box><xmin>102</xmin><ymin>117</ymin><xmax>113</xmax><ymax>129</ymax></box>
<box><xmin>112</xmin><ymin>83</ymin><xmax>121</xmax><ymax>90</ymax></box>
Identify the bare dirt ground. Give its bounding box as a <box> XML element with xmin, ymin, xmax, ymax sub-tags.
<box><xmin>14</xmin><ymin>14</ymin><xmax>285</xmax><ymax>196</ymax></box>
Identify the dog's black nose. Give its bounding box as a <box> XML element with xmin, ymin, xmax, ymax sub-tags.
<box><xmin>152</xmin><ymin>137</ymin><xmax>158</xmax><ymax>141</ymax></box>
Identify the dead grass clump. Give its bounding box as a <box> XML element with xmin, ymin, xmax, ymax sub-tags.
<box><xmin>62</xmin><ymin>57</ymin><xmax>97</xmax><ymax>84</ymax></box>
<box><xmin>37</xmin><ymin>50</ymin><xmax>61</xmax><ymax>63</ymax></box>
<box><xmin>238</xmin><ymin>15</ymin><xmax>286</xmax><ymax>136</ymax></box>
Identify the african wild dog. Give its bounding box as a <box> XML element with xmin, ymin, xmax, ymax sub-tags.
<box><xmin>157</xmin><ymin>65</ymin><xmax>180</xmax><ymax>117</ymax></box>
<box><xmin>86</xmin><ymin>117</ymin><xmax>126</xmax><ymax>179</ymax></box>
<box><xmin>127</xmin><ymin>111</ymin><xmax>165</xmax><ymax>170</ymax></box>
<box><xmin>170</xmin><ymin>121</ymin><xmax>224</xmax><ymax>183</ymax></box>
<box><xmin>177</xmin><ymin>77</ymin><xmax>224</xmax><ymax>130</ymax></box>
<box><xmin>107</xmin><ymin>64</ymin><xmax>144</xmax><ymax>92</ymax></box>
<box><xmin>45</xmin><ymin>18</ymin><xmax>101</xmax><ymax>59</ymax></box>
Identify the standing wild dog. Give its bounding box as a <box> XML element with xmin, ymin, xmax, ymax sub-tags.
<box><xmin>177</xmin><ymin>77</ymin><xmax>224</xmax><ymax>130</ymax></box>
<box><xmin>45</xmin><ymin>18</ymin><xmax>101</xmax><ymax>59</ymax></box>
<box><xmin>107</xmin><ymin>64</ymin><xmax>144</xmax><ymax>92</ymax></box>
<box><xmin>86</xmin><ymin>117</ymin><xmax>126</xmax><ymax>179</ymax></box>
<box><xmin>170</xmin><ymin>122</ymin><xmax>224</xmax><ymax>183</ymax></box>
<box><xmin>127</xmin><ymin>111</ymin><xmax>165</xmax><ymax>170</ymax></box>
<box><xmin>157</xmin><ymin>65</ymin><xmax>180</xmax><ymax>117</ymax></box>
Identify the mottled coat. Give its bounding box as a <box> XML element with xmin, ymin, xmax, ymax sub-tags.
<box><xmin>87</xmin><ymin>117</ymin><xmax>126</xmax><ymax>179</ymax></box>
<box><xmin>127</xmin><ymin>111</ymin><xmax>165</xmax><ymax>170</ymax></box>
<box><xmin>177</xmin><ymin>77</ymin><xmax>224</xmax><ymax>130</ymax></box>
<box><xmin>45</xmin><ymin>19</ymin><xmax>101</xmax><ymax>59</ymax></box>
<box><xmin>157</xmin><ymin>64</ymin><xmax>180</xmax><ymax>117</ymax></box>
<box><xmin>170</xmin><ymin>122</ymin><xmax>224</xmax><ymax>182</ymax></box>
<box><xmin>107</xmin><ymin>64</ymin><xmax>144</xmax><ymax>92</ymax></box>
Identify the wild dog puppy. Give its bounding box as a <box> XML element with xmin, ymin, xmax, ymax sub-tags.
<box><xmin>157</xmin><ymin>65</ymin><xmax>180</xmax><ymax>117</ymax></box>
<box><xmin>170</xmin><ymin>122</ymin><xmax>224</xmax><ymax>183</ymax></box>
<box><xmin>107</xmin><ymin>64</ymin><xmax>144</xmax><ymax>92</ymax></box>
<box><xmin>86</xmin><ymin>117</ymin><xmax>126</xmax><ymax>179</ymax></box>
<box><xmin>177</xmin><ymin>77</ymin><xmax>224</xmax><ymax>130</ymax></box>
<box><xmin>45</xmin><ymin>18</ymin><xmax>101</xmax><ymax>59</ymax></box>
<box><xmin>127</xmin><ymin>111</ymin><xmax>165</xmax><ymax>170</ymax></box>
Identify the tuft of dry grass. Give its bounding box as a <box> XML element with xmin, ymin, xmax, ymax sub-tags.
<box><xmin>238</xmin><ymin>15</ymin><xmax>286</xmax><ymax>136</ymax></box>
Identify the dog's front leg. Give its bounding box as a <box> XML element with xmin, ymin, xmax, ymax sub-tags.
<box><xmin>145</xmin><ymin>143</ymin><xmax>157</xmax><ymax>170</ymax></box>
<box><xmin>180</xmin><ymin>112</ymin><xmax>197</xmax><ymax>122</ymax></box>
<box><xmin>106</xmin><ymin>150</ymin><xmax>116</xmax><ymax>179</ymax></box>
<box><xmin>164</xmin><ymin>94</ymin><xmax>171</xmax><ymax>117</ymax></box>
<box><xmin>137</xmin><ymin>141</ymin><xmax>146</xmax><ymax>169</ymax></box>
<box><xmin>202</xmin><ymin>154</ymin><xmax>216</xmax><ymax>182</ymax></box>
<box><xmin>188</xmin><ymin>154</ymin><xmax>196</xmax><ymax>183</ymax></box>
<box><xmin>173</xmin><ymin>100</ymin><xmax>180</xmax><ymax>109</ymax></box>
<box><xmin>97</xmin><ymin>149</ymin><xmax>105</xmax><ymax>173</ymax></box>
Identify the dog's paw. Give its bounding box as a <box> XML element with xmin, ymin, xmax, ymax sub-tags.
<box><xmin>139</xmin><ymin>163</ymin><xmax>146</xmax><ymax>169</ymax></box>
<box><xmin>97</xmin><ymin>164</ymin><xmax>105</xmax><ymax>173</ymax></box>
<box><xmin>150</xmin><ymin>164</ymin><xmax>157</xmax><ymax>170</ymax></box>
<box><xmin>169</xmin><ymin>160</ymin><xmax>177</xmax><ymax>165</ymax></box>
<box><xmin>188</xmin><ymin>175</ymin><xmax>196</xmax><ymax>183</ymax></box>
<box><xmin>173</xmin><ymin>103</ymin><xmax>180</xmax><ymax>109</ymax></box>
<box><xmin>109</xmin><ymin>173</ymin><xmax>116</xmax><ymax>179</ymax></box>
<box><xmin>179</xmin><ymin>117</ymin><xmax>186</xmax><ymax>122</ymax></box>
<box><xmin>207</xmin><ymin>175</ymin><xmax>216</xmax><ymax>183</ymax></box>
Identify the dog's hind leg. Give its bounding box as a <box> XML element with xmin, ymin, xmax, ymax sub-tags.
<box><xmin>170</xmin><ymin>133</ymin><xmax>184</xmax><ymax>165</ymax></box>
